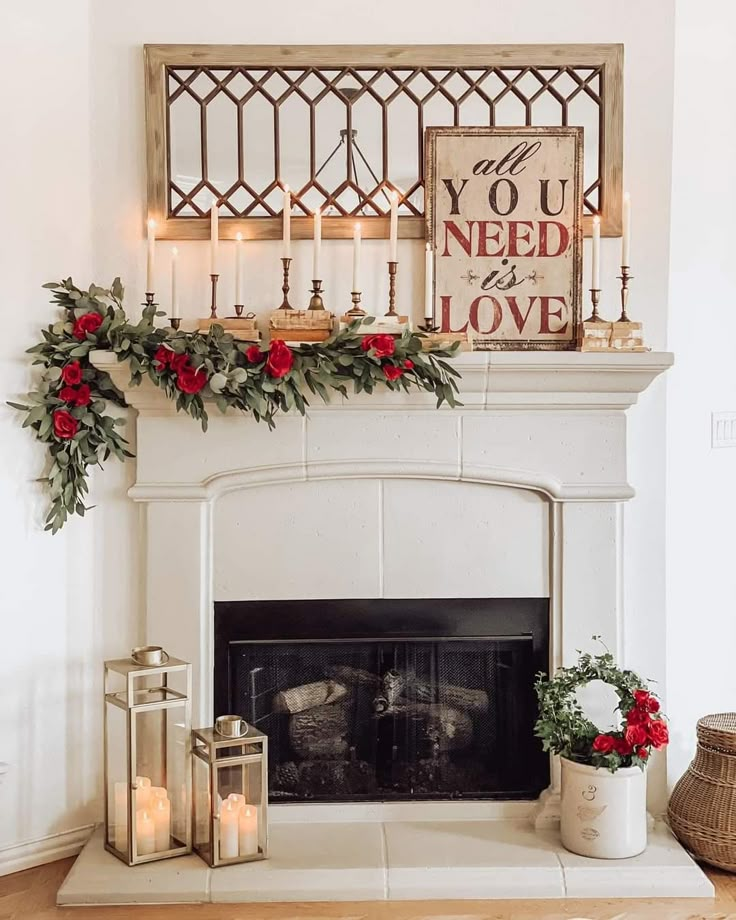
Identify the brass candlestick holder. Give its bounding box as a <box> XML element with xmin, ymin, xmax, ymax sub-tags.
<box><xmin>585</xmin><ymin>288</ymin><xmax>604</xmax><ymax>323</ymax></box>
<box><xmin>308</xmin><ymin>280</ymin><xmax>325</xmax><ymax>311</ymax></box>
<box><xmin>170</xmin><ymin>317</ymin><xmax>182</xmax><ymax>330</ymax></box>
<box><xmin>418</xmin><ymin>318</ymin><xmax>440</xmax><ymax>333</ymax></box>
<box><xmin>278</xmin><ymin>257</ymin><xmax>293</xmax><ymax>310</ymax></box>
<box><xmin>144</xmin><ymin>292</ymin><xmax>156</xmax><ymax>308</ymax></box>
<box><xmin>617</xmin><ymin>265</ymin><xmax>633</xmax><ymax>322</ymax></box>
<box><xmin>233</xmin><ymin>303</ymin><xmax>245</xmax><ymax>317</ymax></box>
<box><xmin>346</xmin><ymin>291</ymin><xmax>366</xmax><ymax>318</ymax></box>
<box><xmin>209</xmin><ymin>273</ymin><xmax>220</xmax><ymax>319</ymax></box>
<box><xmin>385</xmin><ymin>261</ymin><xmax>398</xmax><ymax>317</ymax></box>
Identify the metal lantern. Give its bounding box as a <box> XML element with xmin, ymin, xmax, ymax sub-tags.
<box><xmin>192</xmin><ymin>715</ymin><xmax>268</xmax><ymax>867</ymax></box>
<box><xmin>103</xmin><ymin>646</ymin><xmax>192</xmax><ymax>865</ymax></box>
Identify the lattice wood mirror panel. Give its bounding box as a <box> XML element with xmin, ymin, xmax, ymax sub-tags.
<box><xmin>145</xmin><ymin>44</ymin><xmax>623</xmax><ymax>240</ymax></box>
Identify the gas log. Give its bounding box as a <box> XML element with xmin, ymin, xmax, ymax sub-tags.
<box><xmin>289</xmin><ymin>703</ymin><xmax>350</xmax><ymax>759</ymax></box>
<box><xmin>401</xmin><ymin>675</ymin><xmax>490</xmax><ymax>715</ymax></box>
<box><xmin>376</xmin><ymin>702</ymin><xmax>473</xmax><ymax>752</ymax></box>
<box><xmin>272</xmin><ymin>679</ymin><xmax>348</xmax><ymax>715</ymax></box>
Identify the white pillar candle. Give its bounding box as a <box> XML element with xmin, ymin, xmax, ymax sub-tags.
<box><xmin>227</xmin><ymin>792</ymin><xmax>246</xmax><ymax>808</ymax></box>
<box><xmin>136</xmin><ymin>809</ymin><xmax>156</xmax><ymax>856</ymax></box>
<box><xmin>152</xmin><ymin>795</ymin><xmax>171</xmax><ymax>851</ymax></box>
<box><xmin>219</xmin><ymin>798</ymin><xmax>240</xmax><ymax>860</ymax></box>
<box><xmin>235</xmin><ymin>233</ymin><xmax>244</xmax><ymax>305</ymax></box>
<box><xmin>283</xmin><ymin>186</ymin><xmax>291</xmax><ymax>259</ymax></box>
<box><xmin>238</xmin><ymin>805</ymin><xmax>259</xmax><ymax>857</ymax></box>
<box><xmin>113</xmin><ymin>782</ymin><xmax>128</xmax><ymax>852</ymax></box>
<box><xmin>312</xmin><ymin>208</ymin><xmax>321</xmax><ymax>279</ymax></box>
<box><xmin>591</xmin><ymin>215</ymin><xmax>601</xmax><ymax>289</ymax></box>
<box><xmin>210</xmin><ymin>201</ymin><xmax>219</xmax><ymax>275</ymax></box>
<box><xmin>146</xmin><ymin>219</ymin><xmax>156</xmax><ymax>293</ymax></box>
<box><xmin>352</xmin><ymin>222</ymin><xmax>361</xmax><ymax>292</ymax></box>
<box><xmin>424</xmin><ymin>243</ymin><xmax>434</xmax><ymax>320</ymax></box>
<box><xmin>389</xmin><ymin>190</ymin><xmax>399</xmax><ymax>262</ymax></box>
<box><xmin>621</xmin><ymin>192</ymin><xmax>631</xmax><ymax>266</ymax></box>
<box><xmin>170</xmin><ymin>248</ymin><xmax>179</xmax><ymax>318</ymax></box>
<box><xmin>135</xmin><ymin>776</ymin><xmax>152</xmax><ymax>811</ymax></box>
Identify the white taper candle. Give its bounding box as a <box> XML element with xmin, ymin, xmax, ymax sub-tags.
<box><xmin>312</xmin><ymin>208</ymin><xmax>321</xmax><ymax>279</ymax></box>
<box><xmin>389</xmin><ymin>190</ymin><xmax>399</xmax><ymax>262</ymax></box>
<box><xmin>146</xmin><ymin>219</ymin><xmax>156</xmax><ymax>293</ymax></box>
<box><xmin>170</xmin><ymin>248</ymin><xmax>179</xmax><ymax>318</ymax></box>
<box><xmin>622</xmin><ymin>192</ymin><xmax>631</xmax><ymax>266</ymax></box>
<box><xmin>352</xmin><ymin>222</ymin><xmax>361</xmax><ymax>292</ymax></box>
<box><xmin>283</xmin><ymin>186</ymin><xmax>291</xmax><ymax>259</ymax></box>
<box><xmin>210</xmin><ymin>202</ymin><xmax>219</xmax><ymax>275</ymax></box>
<box><xmin>424</xmin><ymin>243</ymin><xmax>434</xmax><ymax>320</ymax></box>
<box><xmin>591</xmin><ymin>215</ymin><xmax>601</xmax><ymax>289</ymax></box>
<box><xmin>235</xmin><ymin>232</ymin><xmax>244</xmax><ymax>304</ymax></box>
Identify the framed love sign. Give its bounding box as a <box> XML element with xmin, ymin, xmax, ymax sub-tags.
<box><xmin>426</xmin><ymin>126</ymin><xmax>583</xmax><ymax>350</ymax></box>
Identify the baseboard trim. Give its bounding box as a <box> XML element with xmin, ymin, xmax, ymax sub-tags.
<box><xmin>0</xmin><ymin>825</ymin><xmax>94</xmax><ymax>877</ymax></box>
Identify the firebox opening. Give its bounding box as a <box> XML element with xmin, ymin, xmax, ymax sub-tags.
<box><xmin>215</xmin><ymin>598</ymin><xmax>549</xmax><ymax>803</ymax></box>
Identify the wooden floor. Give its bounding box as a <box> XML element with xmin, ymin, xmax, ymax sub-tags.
<box><xmin>1</xmin><ymin>857</ymin><xmax>735</xmax><ymax>920</ymax></box>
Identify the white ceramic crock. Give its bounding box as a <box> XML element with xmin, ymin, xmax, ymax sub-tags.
<box><xmin>560</xmin><ymin>757</ymin><xmax>647</xmax><ymax>858</ymax></box>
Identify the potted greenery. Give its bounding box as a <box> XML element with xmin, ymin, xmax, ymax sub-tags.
<box><xmin>534</xmin><ymin>646</ymin><xmax>669</xmax><ymax>858</ymax></box>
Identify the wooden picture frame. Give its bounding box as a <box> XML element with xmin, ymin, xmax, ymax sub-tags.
<box><xmin>144</xmin><ymin>43</ymin><xmax>622</xmax><ymax>240</ymax></box>
<box><xmin>425</xmin><ymin>125</ymin><xmax>583</xmax><ymax>350</ymax></box>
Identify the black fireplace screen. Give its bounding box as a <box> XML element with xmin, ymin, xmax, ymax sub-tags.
<box><xmin>215</xmin><ymin>598</ymin><xmax>548</xmax><ymax>803</ymax></box>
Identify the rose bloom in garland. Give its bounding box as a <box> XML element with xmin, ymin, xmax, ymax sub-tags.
<box><xmin>9</xmin><ymin>278</ymin><xmax>462</xmax><ymax>533</ymax></box>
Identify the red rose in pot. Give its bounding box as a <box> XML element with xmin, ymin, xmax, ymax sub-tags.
<box><xmin>361</xmin><ymin>334</ymin><xmax>395</xmax><ymax>358</ymax></box>
<box><xmin>648</xmin><ymin>719</ymin><xmax>669</xmax><ymax>749</ymax></box>
<box><xmin>72</xmin><ymin>312</ymin><xmax>103</xmax><ymax>341</ymax></box>
<box><xmin>265</xmin><ymin>339</ymin><xmax>294</xmax><ymax>378</ymax></box>
<box><xmin>592</xmin><ymin>734</ymin><xmax>616</xmax><ymax>754</ymax></box>
<box><xmin>61</xmin><ymin>360</ymin><xmax>83</xmax><ymax>385</ymax></box>
<box><xmin>53</xmin><ymin>409</ymin><xmax>79</xmax><ymax>439</ymax></box>
<box><xmin>625</xmin><ymin>723</ymin><xmax>648</xmax><ymax>748</ymax></box>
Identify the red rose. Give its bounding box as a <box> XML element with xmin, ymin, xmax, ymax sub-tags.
<box><xmin>176</xmin><ymin>365</ymin><xmax>207</xmax><ymax>394</ymax></box>
<box><xmin>171</xmin><ymin>353</ymin><xmax>190</xmax><ymax>374</ymax></box>
<box><xmin>404</xmin><ymin>359</ymin><xmax>414</xmax><ymax>370</ymax></box>
<box><xmin>383</xmin><ymin>364</ymin><xmax>404</xmax><ymax>381</ymax></box>
<box><xmin>637</xmin><ymin>747</ymin><xmax>650</xmax><ymax>760</ymax></box>
<box><xmin>614</xmin><ymin>737</ymin><xmax>633</xmax><ymax>756</ymax></box>
<box><xmin>361</xmin><ymin>334</ymin><xmax>395</xmax><ymax>358</ymax></box>
<box><xmin>592</xmin><ymin>734</ymin><xmax>616</xmax><ymax>754</ymax></box>
<box><xmin>72</xmin><ymin>312</ymin><xmax>103</xmax><ymax>341</ymax></box>
<box><xmin>73</xmin><ymin>384</ymin><xmax>91</xmax><ymax>407</ymax></box>
<box><xmin>61</xmin><ymin>360</ymin><xmax>83</xmax><ymax>385</ymax></box>
<box><xmin>626</xmin><ymin>707</ymin><xmax>650</xmax><ymax>726</ymax></box>
<box><xmin>648</xmin><ymin>719</ymin><xmax>669</xmax><ymax>749</ymax></box>
<box><xmin>246</xmin><ymin>345</ymin><xmax>265</xmax><ymax>364</ymax></box>
<box><xmin>153</xmin><ymin>346</ymin><xmax>173</xmax><ymax>369</ymax></box>
<box><xmin>59</xmin><ymin>386</ymin><xmax>78</xmax><ymax>403</ymax></box>
<box><xmin>265</xmin><ymin>340</ymin><xmax>294</xmax><ymax>378</ymax></box>
<box><xmin>634</xmin><ymin>690</ymin><xmax>660</xmax><ymax>713</ymax></box>
<box><xmin>53</xmin><ymin>409</ymin><xmax>78</xmax><ymax>439</ymax></box>
<box><xmin>625</xmin><ymin>724</ymin><xmax>648</xmax><ymax>747</ymax></box>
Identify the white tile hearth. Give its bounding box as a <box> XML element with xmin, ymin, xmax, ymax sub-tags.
<box><xmin>57</xmin><ymin>820</ymin><xmax>713</xmax><ymax>905</ymax></box>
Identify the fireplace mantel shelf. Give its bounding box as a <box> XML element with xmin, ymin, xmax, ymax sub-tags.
<box><xmin>91</xmin><ymin>350</ymin><xmax>672</xmax><ymax>414</ymax></box>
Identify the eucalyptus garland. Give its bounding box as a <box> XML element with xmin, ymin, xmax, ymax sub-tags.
<box><xmin>9</xmin><ymin>279</ymin><xmax>461</xmax><ymax>533</ymax></box>
<box><xmin>534</xmin><ymin>645</ymin><xmax>669</xmax><ymax>772</ymax></box>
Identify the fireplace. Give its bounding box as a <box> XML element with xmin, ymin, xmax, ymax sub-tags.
<box><xmin>214</xmin><ymin>598</ymin><xmax>549</xmax><ymax>803</ymax></box>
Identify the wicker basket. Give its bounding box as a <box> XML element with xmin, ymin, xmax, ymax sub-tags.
<box><xmin>668</xmin><ymin>713</ymin><xmax>736</xmax><ymax>871</ymax></box>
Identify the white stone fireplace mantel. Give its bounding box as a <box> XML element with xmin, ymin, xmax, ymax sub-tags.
<box><xmin>92</xmin><ymin>348</ymin><xmax>673</xmax><ymax>730</ymax></box>
<box><xmin>63</xmin><ymin>349</ymin><xmax>715</xmax><ymax>904</ymax></box>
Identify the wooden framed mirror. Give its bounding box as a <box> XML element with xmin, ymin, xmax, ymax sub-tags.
<box><xmin>144</xmin><ymin>43</ymin><xmax>622</xmax><ymax>240</ymax></box>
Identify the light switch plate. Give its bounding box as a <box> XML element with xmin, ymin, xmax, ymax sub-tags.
<box><xmin>712</xmin><ymin>412</ymin><xmax>736</xmax><ymax>448</ymax></box>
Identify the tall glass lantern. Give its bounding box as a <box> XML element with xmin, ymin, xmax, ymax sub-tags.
<box><xmin>192</xmin><ymin>715</ymin><xmax>268</xmax><ymax>867</ymax></box>
<box><xmin>103</xmin><ymin>647</ymin><xmax>192</xmax><ymax>865</ymax></box>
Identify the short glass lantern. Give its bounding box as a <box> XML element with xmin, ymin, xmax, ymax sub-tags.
<box><xmin>192</xmin><ymin>715</ymin><xmax>268</xmax><ymax>867</ymax></box>
<box><xmin>103</xmin><ymin>646</ymin><xmax>192</xmax><ymax>865</ymax></box>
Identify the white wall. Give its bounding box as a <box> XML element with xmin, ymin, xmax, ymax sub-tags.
<box><xmin>665</xmin><ymin>0</ymin><xmax>736</xmax><ymax>786</ymax></box>
<box><xmin>0</xmin><ymin>0</ymin><xmax>677</xmax><ymax>864</ymax></box>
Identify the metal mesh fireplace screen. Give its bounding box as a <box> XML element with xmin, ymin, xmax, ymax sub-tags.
<box><xmin>214</xmin><ymin>598</ymin><xmax>549</xmax><ymax>803</ymax></box>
